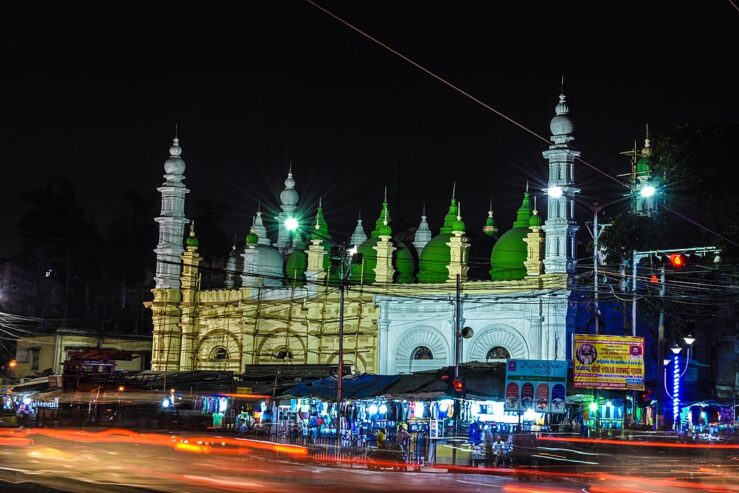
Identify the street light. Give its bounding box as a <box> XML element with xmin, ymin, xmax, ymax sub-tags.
<box><xmin>683</xmin><ymin>334</ymin><xmax>695</xmax><ymax>346</ymax></box>
<box><xmin>664</xmin><ymin>336</ymin><xmax>697</xmax><ymax>431</ymax></box>
<box><xmin>670</xmin><ymin>342</ymin><xmax>682</xmax><ymax>355</ymax></box>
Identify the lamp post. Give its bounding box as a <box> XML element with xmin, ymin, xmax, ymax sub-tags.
<box><xmin>663</xmin><ymin>335</ymin><xmax>695</xmax><ymax>431</ymax></box>
<box><xmin>284</xmin><ymin>215</ymin><xmax>354</xmax><ymax>442</ymax></box>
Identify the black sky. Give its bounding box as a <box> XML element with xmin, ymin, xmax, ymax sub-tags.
<box><xmin>1</xmin><ymin>0</ymin><xmax>737</xmax><ymax>259</ymax></box>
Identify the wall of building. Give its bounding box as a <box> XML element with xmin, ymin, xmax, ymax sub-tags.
<box><xmin>14</xmin><ymin>333</ymin><xmax>151</xmax><ymax>378</ymax></box>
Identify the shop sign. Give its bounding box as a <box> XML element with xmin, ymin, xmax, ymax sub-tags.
<box><xmin>236</xmin><ymin>387</ymin><xmax>253</xmax><ymax>394</ymax></box>
<box><xmin>504</xmin><ymin>359</ymin><xmax>567</xmax><ymax>413</ymax></box>
<box><xmin>573</xmin><ymin>334</ymin><xmax>645</xmax><ymax>391</ymax></box>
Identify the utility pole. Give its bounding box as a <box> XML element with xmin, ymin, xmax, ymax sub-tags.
<box><xmin>656</xmin><ymin>267</ymin><xmax>665</xmax><ymax>430</ymax></box>
<box><xmin>336</xmin><ymin>243</ymin><xmax>346</xmax><ymax>442</ymax></box>
<box><xmin>454</xmin><ymin>273</ymin><xmax>461</xmax><ymax>379</ymax></box>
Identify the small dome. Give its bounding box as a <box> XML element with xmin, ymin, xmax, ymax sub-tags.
<box><xmin>164</xmin><ymin>138</ymin><xmax>186</xmax><ymax>175</ymax></box>
<box><xmin>529</xmin><ymin>210</ymin><xmax>542</xmax><ymax>227</ymax></box>
<box><xmin>351</xmin><ymin>236</ymin><xmax>417</xmax><ymax>284</ymax></box>
<box><xmin>483</xmin><ymin>212</ymin><xmax>498</xmax><ymax>237</ymax></box>
<box><xmin>395</xmin><ymin>241</ymin><xmax>417</xmax><ymax>284</ymax></box>
<box><xmin>280</xmin><ymin>171</ymin><xmax>299</xmax><ymax>207</ymax></box>
<box><xmin>550</xmin><ymin>114</ymin><xmax>574</xmax><ymax>136</ymax></box>
<box><xmin>246</xmin><ymin>229</ymin><xmax>259</xmax><ymax>246</ymax></box>
<box><xmin>185</xmin><ymin>221</ymin><xmax>198</xmax><ymax>248</ymax></box>
<box><xmin>636</xmin><ymin>156</ymin><xmax>650</xmax><ymax>176</ymax></box>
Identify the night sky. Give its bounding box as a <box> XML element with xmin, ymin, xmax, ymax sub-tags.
<box><xmin>1</xmin><ymin>0</ymin><xmax>737</xmax><ymax>260</ymax></box>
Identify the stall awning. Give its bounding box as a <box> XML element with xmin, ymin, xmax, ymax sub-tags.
<box><xmin>280</xmin><ymin>374</ymin><xmax>402</xmax><ymax>401</ymax></box>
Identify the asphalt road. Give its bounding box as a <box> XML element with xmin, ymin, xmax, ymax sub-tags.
<box><xmin>0</xmin><ymin>429</ymin><xmax>736</xmax><ymax>493</ymax></box>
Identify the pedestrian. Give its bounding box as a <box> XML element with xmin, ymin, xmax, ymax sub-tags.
<box><xmin>376</xmin><ymin>427</ymin><xmax>387</xmax><ymax>448</ymax></box>
<box><xmin>483</xmin><ymin>425</ymin><xmax>494</xmax><ymax>467</ymax></box>
<box><xmin>395</xmin><ymin>423</ymin><xmax>410</xmax><ymax>451</ymax></box>
<box><xmin>492</xmin><ymin>435</ymin><xmax>505</xmax><ymax>467</ymax></box>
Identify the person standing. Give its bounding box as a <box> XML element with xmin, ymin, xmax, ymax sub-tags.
<box><xmin>483</xmin><ymin>426</ymin><xmax>494</xmax><ymax>467</ymax></box>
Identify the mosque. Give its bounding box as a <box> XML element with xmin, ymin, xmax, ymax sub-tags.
<box><xmin>146</xmin><ymin>91</ymin><xmax>580</xmax><ymax>374</ymax></box>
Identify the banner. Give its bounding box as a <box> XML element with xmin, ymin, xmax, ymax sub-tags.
<box><xmin>573</xmin><ymin>334</ymin><xmax>645</xmax><ymax>390</ymax></box>
<box><xmin>504</xmin><ymin>359</ymin><xmax>567</xmax><ymax>413</ymax></box>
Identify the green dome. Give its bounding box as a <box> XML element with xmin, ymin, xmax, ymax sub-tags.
<box><xmin>417</xmin><ymin>233</ymin><xmax>452</xmax><ymax>283</ymax></box>
<box><xmin>185</xmin><ymin>222</ymin><xmax>199</xmax><ymax>248</ymax></box>
<box><xmin>529</xmin><ymin>210</ymin><xmax>542</xmax><ymax>227</ymax></box>
<box><xmin>185</xmin><ymin>234</ymin><xmax>199</xmax><ymax>248</ymax></box>
<box><xmin>285</xmin><ymin>249</ymin><xmax>307</xmax><ymax>285</ymax></box>
<box><xmin>395</xmin><ymin>241</ymin><xmax>417</xmax><ymax>284</ymax></box>
<box><xmin>417</xmin><ymin>196</ymin><xmax>458</xmax><ymax>283</ymax></box>
<box><xmin>490</xmin><ymin>190</ymin><xmax>532</xmax><ymax>281</ymax></box>
<box><xmin>482</xmin><ymin>213</ymin><xmax>498</xmax><ymax>237</ymax></box>
<box><xmin>246</xmin><ymin>229</ymin><xmax>259</xmax><ymax>246</ymax></box>
<box><xmin>350</xmin><ymin>197</ymin><xmax>415</xmax><ymax>284</ymax></box>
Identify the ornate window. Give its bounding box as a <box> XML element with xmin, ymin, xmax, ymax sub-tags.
<box><xmin>210</xmin><ymin>347</ymin><xmax>229</xmax><ymax>361</ymax></box>
<box><xmin>412</xmin><ymin>346</ymin><xmax>434</xmax><ymax>360</ymax></box>
<box><xmin>273</xmin><ymin>348</ymin><xmax>294</xmax><ymax>360</ymax></box>
<box><xmin>486</xmin><ymin>346</ymin><xmax>510</xmax><ymax>360</ymax></box>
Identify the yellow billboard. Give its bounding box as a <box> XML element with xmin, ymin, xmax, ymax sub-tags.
<box><xmin>573</xmin><ymin>334</ymin><xmax>645</xmax><ymax>390</ymax></box>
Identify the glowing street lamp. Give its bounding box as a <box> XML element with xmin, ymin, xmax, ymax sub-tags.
<box><xmin>640</xmin><ymin>184</ymin><xmax>656</xmax><ymax>198</ymax></box>
<box><xmin>670</xmin><ymin>342</ymin><xmax>682</xmax><ymax>355</ymax></box>
<box><xmin>682</xmin><ymin>334</ymin><xmax>695</xmax><ymax>346</ymax></box>
<box><xmin>285</xmin><ymin>216</ymin><xmax>299</xmax><ymax>232</ymax></box>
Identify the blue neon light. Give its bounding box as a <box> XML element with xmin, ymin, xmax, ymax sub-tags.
<box><xmin>672</xmin><ymin>354</ymin><xmax>680</xmax><ymax>430</ymax></box>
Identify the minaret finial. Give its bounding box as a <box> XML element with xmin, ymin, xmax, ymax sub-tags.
<box><xmin>175</xmin><ymin>124</ymin><xmax>178</xmax><ymax>140</ymax></box>
<box><xmin>358</xmin><ymin>208</ymin><xmax>362</xmax><ymax>220</ymax></box>
<box><xmin>457</xmin><ymin>201</ymin><xmax>462</xmax><ymax>221</ymax></box>
<box><xmin>288</xmin><ymin>158</ymin><xmax>292</xmax><ymax>174</ymax></box>
<box><xmin>257</xmin><ymin>201</ymin><xmax>262</xmax><ymax>213</ymax></box>
<box><xmin>189</xmin><ymin>220</ymin><xmax>196</xmax><ymax>236</ymax></box>
<box><xmin>319</xmin><ymin>196</ymin><xmax>322</xmax><ymax>208</ymax></box>
<box><xmin>384</xmin><ymin>186</ymin><xmax>387</xmax><ymax>203</ymax></box>
<box><xmin>422</xmin><ymin>202</ymin><xmax>426</xmax><ymax>217</ymax></box>
<box><xmin>489</xmin><ymin>195</ymin><xmax>493</xmax><ymax>212</ymax></box>
<box><xmin>383</xmin><ymin>206</ymin><xmax>389</xmax><ymax>226</ymax></box>
<box><xmin>534</xmin><ymin>195</ymin><xmax>538</xmax><ymax>212</ymax></box>
<box><xmin>452</xmin><ymin>182</ymin><xmax>456</xmax><ymax>200</ymax></box>
<box><xmin>560</xmin><ymin>75</ymin><xmax>565</xmax><ymax>95</ymax></box>
<box><xmin>526</xmin><ymin>179</ymin><xmax>529</xmax><ymax>193</ymax></box>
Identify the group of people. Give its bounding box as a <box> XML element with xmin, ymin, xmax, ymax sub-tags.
<box><xmin>483</xmin><ymin>426</ymin><xmax>513</xmax><ymax>467</ymax></box>
<box><xmin>375</xmin><ymin>423</ymin><xmax>411</xmax><ymax>450</ymax></box>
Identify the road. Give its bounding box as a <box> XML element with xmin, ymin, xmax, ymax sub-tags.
<box><xmin>0</xmin><ymin>428</ymin><xmax>736</xmax><ymax>493</ymax></box>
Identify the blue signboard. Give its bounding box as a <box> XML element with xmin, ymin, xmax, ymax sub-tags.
<box><xmin>504</xmin><ymin>359</ymin><xmax>567</xmax><ymax>413</ymax></box>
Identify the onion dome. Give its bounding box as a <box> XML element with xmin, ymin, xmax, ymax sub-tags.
<box><xmin>280</xmin><ymin>165</ymin><xmax>299</xmax><ymax>208</ymax></box>
<box><xmin>285</xmin><ymin>234</ymin><xmax>307</xmax><ymax>285</ymax></box>
<box><xmin>490</xmin><ymin>189</ymin><xmax>532</xmax><ymax>281</ymax></box>
<box><xmin>350</xmin><ymin>211</ymin><xmax>368</xmax><ymax>246</ymax></box>
<box><xmin>185</xmin><ymin>221</ymin><xmax>199</xmax><ymax>248</ymax></box>
<box><xmin>418</xmin><ymin>186</ymin><xmax>457</xmax><ymax>283</ymax></box>
<box><xmin>452</xmin><ymin>202</ymin><xmax>466</xmax><ymax>233</ymax></box>
<box><xmin>246</xmin><ymin>223</ymin><xmax>259</xmax><ymax>247</ymax></box>
<box><xmin>529</xmin><ymin>210</ymin><xmax>542</xmax><ymax>228</ymax></box>
<box><xmin>550</xmin><ymin>93</ymin><xmax>574</xmax><ymax>145</ymax></box>
<box><xmin>164</xmin><ymin>137</ymin><xmax>186</xmax><ymax>175</ymax></box>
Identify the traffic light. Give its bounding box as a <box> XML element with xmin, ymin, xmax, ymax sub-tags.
<box><xmin>667</xmin><ymin>253</ymin><xmax>685</xmax><ymax>269</ymax></box>
<box><xmin>452</xmin><ymin>378</ymin><xmax>465</xmax><ymax>394</ymax></box>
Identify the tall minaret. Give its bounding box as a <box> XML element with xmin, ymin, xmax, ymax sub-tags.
<box><xmin>154</xmin><ymin>137</ymin><xmax>190</xmax><ymax>289</ymax></box>
<box><xmin>542</xmin><ymin>90</ymin><xmax>580</xmax><ymax>275</ymax></box>
<box><xmin>276</xmin><ymin>165</ymin><xmax>299</xmax><ymax>254</ymax></box>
